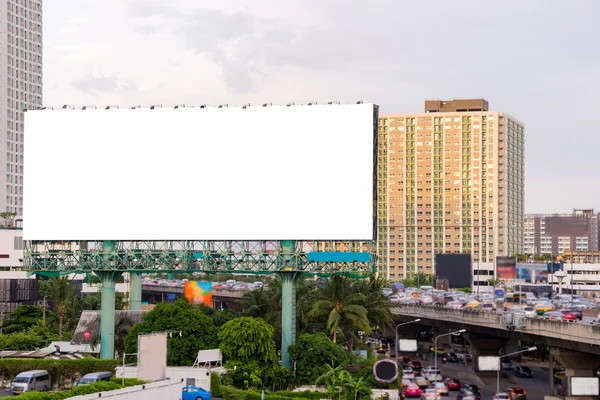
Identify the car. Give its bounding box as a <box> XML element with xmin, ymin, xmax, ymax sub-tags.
<box><xmin>493</xmin><ymin>394</ymin><xmax>510</xmax><ymax>400</ymax></box>
<box><xmin>454</xmin><ymin>349</ymin><xmax>472</xmax><ymax>362</ymax></box>
<box><xmin>411</xmin><ymin>361</ymin><xmax>423</xmax><ymax>371</ymax></box>
<box><xmin>444</xmin><ymin>378</ymin><xmax>461</xmax><ymax>391</ymax></box>
<box><xmin>432</xmin><ymin>382</ymin><xmax>449</xmax><ymax>396</ymax></box>
<box><xmin>415</xmin><ymin>376</ymin><xmax>430</xmax><ymax>388</ymax></box>
<box><xmin>457</xmin><ymin>389</ymin><xmax>479</xmax><ymax>400</ymax></box>
<box><xmin>542</xmin><ymin>311</ymin><xmax>564</xmax><ymax>321</ymax></box>
<box><xmin>182</xmin><ymin>386</ymin><xmax>212</xmax><ymax>400</ymax></box>
<box><xmin>501</xmin><ymin>360</ymin><xmax>514</xmax><ymax>370</ymax></box>
<box><xmin>402</xmin><ymin>356</ymin><xmax>414</xmax><ymax>364</ymax></box>
<box><xmin>461</xmin><ymin>384</ymin><xmax>481</xmax><ymax>399</ymax></box>
<box><xmin>505</xmin><ymin>387</ymin><xmax>527</xmax><ymax>400</ymax></box>
<box><xmin>430</xmin><ymin>347</ymin><xmax>447</xmax><ymax>356</ymax></box>
<box><xmin>404</xmin><ymin>383</ymin><xmax>422</xmax><ymax>398</ymax></box>
<box><xmin>534</xmin><ymin>302</ymin><xmax>553</xmax><ymax>315</ymax></box>
<box><xmin>559</xmin><ymin>309</ymin><xmax>578</xmax><ymax>321</ymax></box>
<box><xmin>561</xmin><ymin>307</ymin><xmax>583</xmax><ymax>320</ymax></box>
<box><xmin>514</xmin><ymin>366</ymin><xmax>533</xmax><ymax>378</ymax></box>
<box><xmin>403</xmin><ymin>368</ymin><xmax>415</xmax><ymax>378</ymax></box>
<box><xmin>444</xmin><ymin>352</ymin><xmax>459</xmax><ymax>362</ymax></box>
<box><xmin>420</xmin><ymin>388</ymin><xmax>441</xmax><ymax>400</ymax></box>
<box><xmin>422</xmin><ymin>366</ymin><xmax>440</xmax><ymax>375</ymax></box>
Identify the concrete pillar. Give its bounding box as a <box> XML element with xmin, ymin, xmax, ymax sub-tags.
<box><xmin>551</xmin><ymin>348</ymin><xmax>600</xmax><ymax>400</ymax></box>
<box><xmin>276</xmin><ymin>240</ymin><xmax>301</xmax><ymax>369</ymax></box>
<box><xmin>129</xmin><ymin>272</ymin><xmax>142</xmax><ymax>311</ymax></box>
<box><xmin>96</xmin><ymin>270</ymin><xmax>122</xmax><ymax>359</ymax></box>
<box><xmin>462</xmin><ymin>333</ymin><xmax>510</xmax><ymax>388</ymax></box>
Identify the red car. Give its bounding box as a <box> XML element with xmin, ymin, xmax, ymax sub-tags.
<box><xmin>445</xmin><ymin>378</ymin><xmax>461</xmax><ymax>391</ymax></box>
<box><xmin>404</xmin><ymin>383</ymin><xmax>421</xmax><ymax>398</ymax></box>
<box><xmin>560</xmin><ymin>310</ymin><xmax>578</xmax><ymax>321</ymax></box>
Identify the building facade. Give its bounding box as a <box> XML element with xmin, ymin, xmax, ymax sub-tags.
<box><xmin>523</xmin><ymin>209</ymin><xmax>600</xmax><ymax>256</ymax></box>
<box><xmin>0</xmin><ymin>0</ymin><xmax>43</xmax><ymax>216</ymax></box>
<box><xmin>376</xmin><ymin>99</ymin><xmax>525</xmax><ymax>280</ymax></box>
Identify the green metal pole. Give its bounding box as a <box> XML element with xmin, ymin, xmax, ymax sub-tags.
<box><xmin>99</xmin><ymin>240</ymin><xmax>120</xmax><ymax>360</ymax></box>
<box><xmin>167</xmin><ymin>272</ymin><xmax>174</xmax><ymax>280</ymax></box>
<box><xmin>129</xmin><ymin>272</ymin><xmax>142</xmax><ymax>311</ymax></box>
<box><xmin>277</xmin><ymin>240</ymin><xmax>300</xmax><ymax>369</ymax></box>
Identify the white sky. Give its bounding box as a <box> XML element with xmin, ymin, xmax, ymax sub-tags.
<box><xmin>43</xmin><ymin>0</ymin><xmax>600</xmax><ymax>213</ymax></box>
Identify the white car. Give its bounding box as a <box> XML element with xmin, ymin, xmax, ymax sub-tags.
<box><xmin>493</xmin><ymin>393</ymin><xmax>510</xmax><ymax>400</ymax></box>
<box><xmin>383</xmin><ymin>288</ymin><xmax>393</xmax><ymax>296</ymax></box>
<box><xmin>446</xmin><ymin>301</ymin><xmax>463</xmax><ymax>309</ymax></box>
<box><xmin>433</xmin><ymin>382</ymin><xmax>448</xmax><ymax>395</ymax></box>
<box><xmin>426</xmin><ymin>373</ymin><xmax>443</xmax><ymax>382</ymax></box>
<box><xmin>402</xmin><ymin>368</ymin><xmax>414</xmax><ymax>378</ymax></box>
<box><xmin>420</xmin><ymin>389</ymin><xmax>441</xmax><ymax>400</ymax></box>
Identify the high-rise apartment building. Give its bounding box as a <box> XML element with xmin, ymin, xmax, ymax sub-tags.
<box><xmin>0</xmin><ymin>0</ymin><xmax>43</xmax><ymax>216</ymax></box>
<box><xmin>523</xmin><ymin>209</ymin><xmax>600</xmax><ymax>256</ymax></box>
<box><xmin>376</xmin><ymin>99</ymin><xmax>525</xmax><ymax>280</ymax></box>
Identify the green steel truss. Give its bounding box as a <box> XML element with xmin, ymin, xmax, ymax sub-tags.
<box><xmin>24</xmin><ymin>240</ymin><xmax>376</xmax><ymax>277</ymax></box>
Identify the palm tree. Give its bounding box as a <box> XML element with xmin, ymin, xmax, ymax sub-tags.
<box><xmin>240</xmin><ymin>286</ymin><xmax>272</xmax><ymax>319</ymax></box>
<box><xmin>306</xmin><ymin>276</ymin><xmax>370</xmax><ymax>344</ymax></box>
<box><xmin>316</xmin><ymin>360</ymin><xmax>348</xmax><ymax>400</ymax></box>
<box><xmin>355</xmin><ymin>277</ymin><xmax>393</xmax><ymax>331</ymax></box>
<box><xmin>343</xmin><ymin>373</ymin><xmax>370</xmax><ymax>400</ymax></box>
<box><xmin>42</xmin><ymin>277</ymin><xmax>73</xmax><ymax>341</ymax></box>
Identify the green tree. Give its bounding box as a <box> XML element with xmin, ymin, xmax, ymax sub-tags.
<box><xmin>124</xmin><ymin>299</ymin><xmax>218</xmax><ymax>366</ymax></box>
<box><xmin>39</xmin><ymin>277</ymin><xmax>73</xmax><ymax>341</ymax></box>
<box><xmin>218</xmin><ymin>317</ymin><xmax>278</xmax><ymax>365</ymax></box>
<box><xmin>316</xmin><ymin>360</ymin><xmax>348</xmax><ymax>400</ymax></box>
<box><xmin>343</xmin><ymin>373</ymin><xmax>370</xmax><ymax>400</ymax></box>
<box><xmin>354</xmin><ymin>277</ymin><xmax>393</xmax><ymax>332</ymax></box>
<box><xmin>0</xmin><ymin>211</ymin><xmax>16</xmax><ymax>227</ymax></box>
<box><xmin>289</xmin><ymin>333</ymin><xmax>347</xmax><ymax>384</ymax></box>
<box><xmin>400</xmin><ymin>272</ymin><xmax>434</xmax><ymax>288</ymax></box>
<box><xmin>306</xmin><ymin>276</ymin><xmax>370</xmax><ymax>343</ymax></box>
<box><xmin>218</xmin><ymin>317</ymin><xmax>279</xmax><ymax>389</ymax></box>
<box><xmin>2</xmin><ymin>305</ymin><xmax>44</xmax><ymax>334</ymax></box>
<box><xmin>456</xmin><ymin>288</ymin><xmax>472</xmax><ymax>294</ymax></box>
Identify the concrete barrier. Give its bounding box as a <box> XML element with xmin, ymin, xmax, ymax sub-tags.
<box><xmin>116</xmin><ymin>366</ymin><xmax>215</xmax><ymax>390</ymax></box>
<box><xmin>68</xmin><ymin>378</ymin><xmax>184</xmax><ymax>400</ymax></box>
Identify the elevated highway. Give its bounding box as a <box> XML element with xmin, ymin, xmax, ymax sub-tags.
<box><xmin>393</xmin><ymin>304</ymin><xmax>600</xmax><ymax>354</ymax></box>
<box><xmin>141</xmin><ymin>284</ymin><xmax>244</xmax><ymax>307</ymax></box>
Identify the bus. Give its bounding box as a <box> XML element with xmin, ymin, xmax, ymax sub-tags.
<box><xmin>505</xmin><ymin>292</ymin><xmax>528</xmax><ymax>306</ymax></box>
<box><xmin>518</xmin><ymin>283</ymin><xmax>553</xmax><ymax>299</ymax></box>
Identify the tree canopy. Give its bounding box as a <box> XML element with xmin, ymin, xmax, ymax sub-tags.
<box><xmin>289</xmin><ymin>333</ymin><xmax>347</xmax><ymax>384</ymax></box>
<box><xmin>123</xmin><ymin>299</ymin><xmax>219</xmax><ymax>366</ymax></box>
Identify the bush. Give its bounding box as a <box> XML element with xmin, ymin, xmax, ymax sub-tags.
<box><xmin>289</xmin><ymin>333</ymin><xmax>346</xmax><ymax>384</ymax></box>
<box><xmin>211</xmin><ymin>372</ymin><xmax>222</xmax><ymax>397</ymax></box>
<box><xmin>0</xmin><ymin>358</ymin><xmax>120</xmax><ymax>389</ymax></box>
<box><xmin>109</xmin><ymin>377</ymin><xmax>147</xmax><ymax>386</ymax></box>
<box><xmin>220</xmin><ymin>386</ymin><xmax>315</xmax><ymax>400</ymax></box>
<box><xmin>17</xmin><ymin>378</ymin><xmax>145</xmax><ymax>399</ymax></box>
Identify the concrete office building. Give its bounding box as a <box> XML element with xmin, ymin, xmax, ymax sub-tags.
<box><xmin>0</xmin><ymin>0</ymin><xmax>43</xmax><ymax>216</ymax></box>
<box><xmin>377</xmin><ymin>99</ymin><xmax>525</xmax><ymax>280</ymax></box>
<box><xmin>523</xmin><ymin>209</ymin><xmax>600</xmax><ymax>256</ymax></box>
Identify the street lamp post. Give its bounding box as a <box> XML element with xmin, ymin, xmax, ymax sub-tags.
<box><xmin>434</xmin><ymin>329</ymin><xmax>466</xmax><ymax>376</ymax></box>
<box><xmin>395</xmin><ymin>319</ymin><xmax>421</xmax><ymax>364</ymax></box>
<box><xmin>497</xmin><ymin>347</ymin><xmax>537</xmax><ymax>395</ymax></box>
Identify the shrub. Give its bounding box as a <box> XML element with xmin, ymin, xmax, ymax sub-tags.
<box><xmin>220</xmin><ymin>386</ymin><xmax>314</xmax><ymax>400</ymax></box>
<box><xmin>221</xmin><ymin>385</ymin><xmax>247</xmax><ymax>400</ymax></box>
<box><xmin>276</xmin><ymin>391</ymin><xmax>324</xmax><ymax>400</ymax></box>
<box><xmin>0</xmin><ymin>358</ymin><xmax>120</xmax><ymax>389</ymax></box>
<box><xmin>211</xmin><ymin>372</ymin><xmax>222</xmax><ymax>397</ymax></box>
<box><xmin>16</xmin><ymin>377</ymin><xmax>145</xmax><ymax>399</ymax></box>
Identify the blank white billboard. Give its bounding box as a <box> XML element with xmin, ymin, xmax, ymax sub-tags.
<box><xmin>137</xmin><ymin>333</ymin><xmax>167</xmax><ymax>381</ymax></box>
<box><xmin>571</xmin><ymin>377</ymin><xmax>600</xmax><ymax>396</ymax></box>
<box><xmin>477</xmin><ymin>356</ymin><xmax>500</xmax><ymax>371</ymax></box>
<box><xmin>398</xmin><ymin>339</ymin><xmax>418</xmax><ymax>352</ymax></box>
<box><xmin>23</xmin><ymin>105</ymin><xmax>376</xmax><ymax>241</ymax></box>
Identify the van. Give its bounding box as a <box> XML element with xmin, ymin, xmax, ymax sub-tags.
<box><xmin>77</xmin><ymin>372</ymin><xmax>113</xmax><ymax>386</ymax></box>
<box><xmin>11</xmin><ymin>370</ymin><xmax>51</xmax><ymax>394</ymax></box>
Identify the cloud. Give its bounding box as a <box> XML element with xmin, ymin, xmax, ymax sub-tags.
<box><xmin>71</xmin><ymin>74</ymin><xmax>138</xmax><ymax>96</ymax></box>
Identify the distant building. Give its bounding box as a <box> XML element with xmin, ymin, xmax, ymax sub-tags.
<box><xmin>0</xmin><ymin>227</ymin><xmax>24</xmax><ymax>270</ymax></box>
<box><xmin>523</xmin><ymin>209</ymin><xmax>600</xmax><ymax>256</ymax></box>
<box><xmin>377</xmin><ymin>99</ymin><xmax>525</xmax><ymax>282</ymax></box>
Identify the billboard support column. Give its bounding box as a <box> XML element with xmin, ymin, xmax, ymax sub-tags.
<box><xmin>276</xmin><ymin>240</ymin><xmax>301</xmax><ymax>369</ymax></box>
<box><xmin>129</xmin><ymin>272</ymin><xmax>142</xmax><ymax>311</ymax></box>
<box><xmin>98</xmin><ymin>240</ymin><xmax>122</xmax><ymax>360</ymax></box>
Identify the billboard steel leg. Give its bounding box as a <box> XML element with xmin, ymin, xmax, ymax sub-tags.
<box><xmin>277</xmin><ymin>240</ymin><xmax>301</xmax><ymax>369</ymax></box>
<box><xmin>129</xmin><ymin>272</ymin><xmax>142</xmax><ymax>311</ymax></box>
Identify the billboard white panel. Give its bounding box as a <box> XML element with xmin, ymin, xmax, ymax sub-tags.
<box><xmin>398</xmin><ymin>339</ymin><xmax>418</xmax><ymax>352</ymax></box>
<box><xmin>571</xmin><ymin>377</ymin><xmax>600</xmax><ymax>396</ymax></box>
<box><xmin>477</xmin><ymin>356</ymin><xmax>500</xmax><ymax>371</ymax></box>
<box><xmin>23</xmin><ymin>105</ymin><xmax>376</xmax><ymax>241</ymax></box>
<box><xmin>137</xmin><ymin>333</ymin><xmax>167</xmax><ymax>381</ymax></box>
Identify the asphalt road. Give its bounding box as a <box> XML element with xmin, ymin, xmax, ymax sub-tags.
<box><xmin>421</xmin><ymin>359</ymin><xmax>554</xmax><ymax>399</ymax></box>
